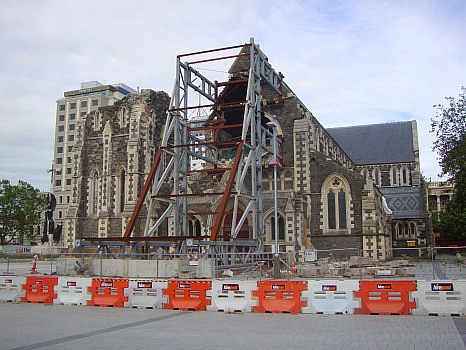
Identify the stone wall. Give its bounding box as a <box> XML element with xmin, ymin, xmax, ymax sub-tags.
<box><xmin>66</xmin><ymin>90</ymin><xmax>170</xmax><ymax>241</ymax></box>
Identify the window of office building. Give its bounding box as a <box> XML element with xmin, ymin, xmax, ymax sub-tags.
<box><xmin>59</xmin><ymin>104</ymin><xmax>65</xmax><ymax>111</ymax></box>
<box><xmin>58</xmin><ymin>125</ymin><xmax>64</xmax><ymax>132</ymax></box>
<box><xmin>55</xmin><ymin>179</ymin><xmax>61</xmax><ymax>186</ymax></box>
<box><xmin>69</xmin><ymin>124</ymin><xmax>75</xmax><ymax>131</ymax></box>
<box><xmin>92</xmin><ymin>99</ymin><xmax>98</xmax><ymax>106</ymax></box>
<box><xmin>56</xmin><ymin>158</ymin><xmax>62</xmax><ymax>164</ymax></box>
<box><xmin>68</xmin><ymin>135</ymin><xmax>74</xmax><ymax>141</ymax></box>
<box><xmin>81</xmin><ymin>101</ymin><xmax>87</xmax><ymax>108</ymax></box>
<box><xmin>58</xmin><ymin>115</ymin><xmax>65</xmax><ymax>122</ymax></box>
<box><xmin>69</xmin><ymin>113</ymin><xmax>76</xmax><ymax>120</ymax></box>
<box><xmin>68</xmin><ymin>146</ymin><xmax>73</xmax><ymax>152</ymax></box>
<box><xmin>58</xmin><ymin>136</ymin><xmax>64</xmax><ymax>143</ymax></box>
<box><xmin>66</xmin><ymin>179</ymin><xmax>71</xmax><ymax>186</ymax></box>
<box><xmin>57</xmin><ymin>147</ymin><xmax>63</xmax><ymax>153</ymax></box>
<box><xmin>67</xmin><ymin>157</ymin><xmax>71</xmax><ymax>163</ymax></box>
<box><xmin>66</xmin><ymin>167</ymin><xmax>72</xmax><ymax>174</ymax></box>
<box><xmin>70</xmin><ymin>102</ymin><xmax>76</xmax><ymax>109</ymax></box>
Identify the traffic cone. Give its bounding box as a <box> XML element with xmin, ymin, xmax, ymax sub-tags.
<box><xmin>30</xmin><ymin>255</ymin><xmax>39</xmax><ymax>274</ymax></box>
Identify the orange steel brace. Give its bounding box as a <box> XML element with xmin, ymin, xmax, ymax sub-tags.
<box><xmin>210</xmin><ymin>141</ymin><xmax>244</xmax><ymax>241</ymax></box>
<box><xmin>123</xmin><ymin>148</ymin><xmax>163</xmax><ymax>238</ymax></box>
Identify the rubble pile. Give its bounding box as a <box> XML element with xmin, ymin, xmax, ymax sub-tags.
<box><xmin>296</xmin><ymin>256</ymin><xmax>416</xmax><ymax>279</ymax></box>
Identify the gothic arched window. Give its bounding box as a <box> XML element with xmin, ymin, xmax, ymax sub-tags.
<box><xmin>372</xmin><ymin>168</ymin><xmax>381</xmax><ymax>186</ymax></box>
<box><xmin>271</xmin><ymin>215</ymin><xmax>285</xmax><ymax>241</ymax></box>
<box><xmin>361</xmin><ymin>169</ymin><xmax>368</xmax><ymax>182</ymax></box>
<box><xmin>188</xmin><ymin>217</ymin><xmax>202</xmax><ymax>236</ymax></box>
<box><xmin>89</xmin><ymin>170</ymin><xmax>99</xmax><ymax>215</ymax></box>
<box><xmin>120</xmin><ymin>107</ymin><xmax>128</xmax><ymax>128</ymax></box>
<box><xmin>401</xmin><ymin>166</ymin><xmax>410</xmax><ymax>185</ymax></box>
<box><xmin>410</xmin><ymin>222</ymin><xmax>416</xmax><ymax>238</ymax></box>
<box><xmin>283</xmin><ymin>170</ymin><xmax>293</xmax><ymax>190</ymax></box>
<box><xmin>391</xmin><ymin>167</ymin><xmax>398</xmax><ymax>186</ymax></box>
<box><xmin>322</xmin><ymin>174</ymin><xmax>351</xmax><ymax>232</ymax></box>
<box><xmin>94</xmin><ymin>111</ymin><xmax>101</xmax><ymax>131</ymax></box>
<box><xmin>119</xmin><ymin>169</ymin><xmax>126</xmax><ymax>213</ymax></box>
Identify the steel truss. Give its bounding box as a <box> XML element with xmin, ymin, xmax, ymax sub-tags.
<box><xmin>123</xmin><ymin>38</ymin><xmax>283</xmax><ymax>254</ymax></box>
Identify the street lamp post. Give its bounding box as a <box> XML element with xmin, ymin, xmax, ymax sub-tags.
<box><xmin>267</xmin><ymin>118</ymin><xmax>281</xmax><ymax>279</ymax></box>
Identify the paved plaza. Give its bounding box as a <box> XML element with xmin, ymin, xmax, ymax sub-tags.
<box><xmin>0</xmin><ymin>303</ymin><xmax>464</xmax><ymax>350</ymax></box>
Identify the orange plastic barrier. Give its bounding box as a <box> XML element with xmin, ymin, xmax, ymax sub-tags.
<box><xmin>21</xmin><ymin>276</ymin><xmax>58</xmax><ymax>304</ymax></box>
<box><xmin>163</xmin><ymin>280</ymin><xmax>212</xmax><ymax>311</ymax></box>
<box><xmin>252</xmin><ymin>280</ymin><xmax>307</xmax><ymax>313</ymax></box>
<box><xmin>354</xmin><ymin>280</ymin><xmax>417</xmax><ymax>315</ymax></box>
<box><xmin>87</xmin><ymin>278</ymin><xmax>128</xmax><ymax>307</ymax></box>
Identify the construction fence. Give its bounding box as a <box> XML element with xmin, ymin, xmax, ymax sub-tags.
<box><xmin>1</xmin><ymin>246</ymin><xmax>465</xmax><ymax>280</ymax></box>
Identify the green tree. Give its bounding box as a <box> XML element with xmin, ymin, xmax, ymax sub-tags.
<box><xmin>431</xmin><ymin>86</ymin><xmax>466</xmax><ymax>239</ymax></box>
<box><xmin>0</xmin><ymin>179</ymin><xmax>47</xmax><ymax>245</ymax></box>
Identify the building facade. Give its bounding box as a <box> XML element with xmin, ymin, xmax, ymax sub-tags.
<box><xmin>64</xmin><ymin>89</ymin><xmax>170</xmax><ymax>247</ymax></box>
<box><xmin>52</xmin><ymin>81</ymin><xmax>138</xmax><ymax>246</ymax></box>
<box><xmin>55</xmin><ymin>50</ymin><xmax>429</xmax><ymax>259</ymax></box>
<box><xmin>328</xmin><ymin>121</ymin><xmax>431</xmax><ymax>255</ymax></box>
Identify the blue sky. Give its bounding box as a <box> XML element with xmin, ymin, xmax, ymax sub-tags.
<box><xmin>0</xmin><ymin>0</ymin><xmax>465</xmax><ymax>191</ymax></box>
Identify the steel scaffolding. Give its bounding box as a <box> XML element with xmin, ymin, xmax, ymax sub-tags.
<box><xmin>123</xmin><ymin>38</ymin><xmax>283</xmax><ymax>254</ymax></box>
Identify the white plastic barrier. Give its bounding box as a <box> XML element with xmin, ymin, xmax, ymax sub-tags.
<box><xmin>302</xmin><ymin>279</ymin><xmax>360</xmax><ymax>314</ymax></box>
<box><xmin>54</xmin><ymin>276</ymin><xmax>92</xmax><ymax>305</ymax></box>
<box><xmin>124</xmin><ymin>279</ymin><xmax>168</xmax><ymax>309</ymax></box>
<box><xmin>0</xmin><ymin>276</ymin><xmax>26</xmax><ymax>302</ymax></box>
<box><xmin>412</xmin><ymin>280</ymin><xmax>466</xmax><ymax>316</ymax></box>
<box><xmin>207</xmin><ymin>280</ymin><xmax>257</xmax><ymax>313</ymax></box>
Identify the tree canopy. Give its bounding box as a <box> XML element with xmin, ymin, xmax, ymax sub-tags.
<box><xmin>431</xmin><ymin>86</ymin><xmax>466</xmax><ymax>239</ymax></box>
<box><xmin>0</xmin><ymin>179</ymin><xmax>47</xmax><ymax>245</ymax></box>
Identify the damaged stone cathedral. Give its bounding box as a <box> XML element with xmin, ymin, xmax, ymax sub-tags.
<box><xmin>60</xmin><ymin>41</ymin><xmax>430</xmax><ymax>259</ymax></box>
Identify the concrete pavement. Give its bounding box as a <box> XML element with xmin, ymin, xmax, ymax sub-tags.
<box><xmin>0</xmin><ymin>303</ymin><xmax>464</xmax><ymax>350</ymax></box>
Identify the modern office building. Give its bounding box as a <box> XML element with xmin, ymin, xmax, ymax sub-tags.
<box><xmin>52</xmin><ymin>81</ymin><xmax>138</xmax><ymax>246</ymax></box>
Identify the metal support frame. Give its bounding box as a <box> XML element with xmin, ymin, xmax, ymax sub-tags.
<box><xmin>123</xmin><ymin>38</ymin><xmax>283</xmax><ymax>255</ymax></box>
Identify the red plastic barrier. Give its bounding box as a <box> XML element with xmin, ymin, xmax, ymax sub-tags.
<box><xmin>252</xmin><ymin>280</ymin><xmax>307</xmax><ymax>313</ymax></box>
<box><xmin>87</xmin><ymin>278</ymin><xmax>128</xmax><ymax>307</ymax></box>
<box><xmin>21</xmin><ymin>276</ymin><xmax>58</xmax><ymax>304</ymax></box>
<box><xmin>163</xmin><ymin>280</ymin><xmax>211</xmax><ymax>311</ymax></box>
<box><xmin>355</xmin><ymin>280</ymin><xmax>417</xmax><ymax>315</ymax></box>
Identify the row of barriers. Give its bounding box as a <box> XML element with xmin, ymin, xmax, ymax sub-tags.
<box><xmin>1</xmin><ymin>276</ymin><xmax>465</xmax><ymax>316</ymax></box>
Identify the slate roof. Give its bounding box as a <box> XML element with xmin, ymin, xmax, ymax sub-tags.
<box><xmin>327</xmin><ymin>121</ymin><xmax>415</xmax><ymax>165</ymax></box>
<box><xmin>379</xmin><ymin>187</ymin><xmax>425</xmax><ymax>219</ymax></box>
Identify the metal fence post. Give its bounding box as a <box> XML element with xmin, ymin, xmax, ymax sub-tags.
<box><xmin>431</xmin><ymin>246</ymin><xmax>435</xmax><ymax>280</ymax></box>
<box><xmin>99</xmin><ymin>251</ymin><xmax>103</xmax><ymax>278</ymax></box>
<box><xmin>358</xmin><ymin>249</ymin><xmax>362</xmax><ymax>280</ymax></box>
<box><xmin>6</xmin><ymin>255</ymin><xmax>10</xmax><ymax>275</ymax></box>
